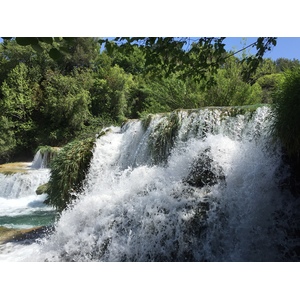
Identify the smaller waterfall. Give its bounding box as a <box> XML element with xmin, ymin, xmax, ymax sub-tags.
<box><xmin>0</xmin><ymin>169</ymin><xmax>49</xmax><ymax>199</ymax></box>
<box><xmin>31</xmin><ymin>150</ymin><xmax>47</xmax><ymax>169</ymax></box>
<box><xmin>0</xmin><ymin>153</ymin><xmax>56</xmax><ymax>230</ymax></box>
<box><xmin>31</xmin><ymin>147</ymin><xmax>59</xmax><ymax>169</ymax></box>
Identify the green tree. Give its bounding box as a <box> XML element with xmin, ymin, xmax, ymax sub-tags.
<box><xmin>202</xmin><ymin>56</ymin><xmax>263</xmax><ymax>106</ymax></box>
<box><xmin>40</xmin><ymin>69</ymin><xmax>93</xmax><ymax>145</ymax></box>
<box><xmin>275</xmin><ymin>58</ymin><xmax>300</xmax><ymax>72</ymax></box>
<box><xmin>100</xmin><ymin>37</ymin><xmax>277</xmax><ymax>84</ymax></box>
<box><xmin>91</xmin><ymin>65</ymin><xmax>134</xmax><ymax>122</ymax></box>
<box><xmin>54</xmin><ymin>37</ymin><xmax>100</xmax><ymax>74</ymax></box>
<box><xmin>272</xmin><ymin>67</ymin><xmax>300</xmax><ymax>159</ymax></box>
<box><xmin>109</xmin><ymin>45</ymin><xmax>146</xmax><ymax>75</ymax></box>
<box><xmin>0</xmin><ymin>63</ymin><xmax>37</xmax><ymax>155</ymax></box>
<box><xmin>0</xmin><ymin>39</ymin><xmax>55</xmax><ymax>83</ymax></box>
<box><xmin>0</xmin><ymin>116</ymin><xmax>16</xmax><ymax>162</ymax></box>
<box><xmin>256</xmin><ymin>73</ymin><xmax>283</xmax><ymax>103</ymax></box>
<box><xmin>1</xmin><ymin>63</ymin><xmax>34</xmax><ymax>120</ymax></box>
<box><xmin>135</xmin><ymin>74</ymin><xmax>204</xmax><ymax>116</ymax></box>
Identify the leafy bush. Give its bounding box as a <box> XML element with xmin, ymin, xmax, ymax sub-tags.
<box><xmin>40</xmin><ymin>69</ymin><xmax>93</xmax><ymax>145</ymax></box>
<box><xmin>0</xmin><ymin>116</ymin><xmax>16</xmax><ymax>163</ymax></box>
<box><xmin>256</xmin><ymin>73</ymin><xmax>283</xmax><ymax>103</ymax></box>
<box><xmin>46</xmin><ymin>137</ymin><xmax>96</xmax><ymax>211</ymax></box>
<box><xmin>90</xmin><ymin>65</ymin><xmax>134</xmax><ymax>123</ymax></box>
<box><xmin>202</xmin><ymin>57</ymin><xmax>263</xmax><ymax>106</ymax></box>
<box><xmin>272</xmin><ymin>68</ymin><xmax>300</xmax><ymax>159</ymax></box>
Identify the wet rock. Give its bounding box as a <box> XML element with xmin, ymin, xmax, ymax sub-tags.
<box><xmin>185</xmin><ymin>148</ymin><xmax>225</xmax><ymax>188</ymax></box>
<box><xmin>36</xmin><ymin>183</ymin><xmax>49</xmax><ymax>195</ymax></box>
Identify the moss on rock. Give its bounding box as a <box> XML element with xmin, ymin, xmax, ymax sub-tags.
<box><xmin>36</xmin><ymin>183</ymin><xmax>49</xmax><ymax>195</ymax></box>
<box><xmin>148</xmin><ymin>112</ymin><xmax>181</xmax><ymax>165</ymax></box>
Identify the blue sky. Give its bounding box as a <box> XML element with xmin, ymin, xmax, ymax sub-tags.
<box><xmin>0</xmin><ymin>37</ymin><xmax>299</xmax><ymax>61</ymax></box>
<box><xmin>224</xmin><ymin>37</ymin><xmax>300</xmax><ymax>60</ymax></box>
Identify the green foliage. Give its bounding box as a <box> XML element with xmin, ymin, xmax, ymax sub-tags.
<box><xmin>0</xmin><ymin>63</ymin><xmax>37</xmax><ymax>155</ymax></box>
<box><xmin>0</xmin><ymin>39</ymin><xmax>57</xmax><ymax>82</ymax></box>
<box><xmin>46</xmin><ymin>137</ymin><xmax>96</xmax><ymax>211</ymax></box>
<box><xmin>0</xmin><ymin>116</ymin><xmax>16</xmax><ymax>162</ymax></box>
<box><xmin>54</xmin><ymin>37</ymin><xmax>100</xmax><ymax>74</ymax></box>
<box><xmin>37</xmin><ymin>145</ymin><xmax>58</xmax><ymax>156</ymax></box>
<box><xmin>76</xmin><ymin>115</ymin><xmax>117</xmax><ymax>141</ymax></box>
<box><xmin>1</xmin><ymin>63</ymin><xmax>34</xmax><ymax>118</ymax></box>
<box><xmin>272</xmin><ymin>67</ymin><xmax>300</xmax><ymax>159</ymax></box>
<box><xmin>202</xmin><ymin>57</ymin><xmax>263</xmax><ymax>106</ymax></box>
<box><xmin>275</xmin><ymin>57</ymin><xmax>300</xmax><ymax>72</ymax></box>
<box><xmin>40</xmin><ymin>69</ymin><xmax>93</xmax><ymax>145</ymax></box>
<box><xmin>134</xmin><ymin>75</ymin><xmax>205</xmax><ymax>117</ymax></box>
<box><xmin>91</xmin><ymin>65</ymin><xmax>134</xmax><ymax>122</ymax></box>
<box><xmin>110</xmin><ymin>45</ymin><xmax>146</xmax><ymax>75</ymax></box>
<box><xmin>0</xmin><ymin>36</ymin><xmax>282</xmax><ymax>164</ymax></box>
<box><xmin>256</xmin><ymin>73</ymin><xmax>284</xmax><ymax>103</ymax></box>
<box><xmin>240</xmin><ymin>37</ymin><xmax>277</xmax><ymax>82</ymax></box>
<box><xmin>1</xmin><ymin>37</ymin><xmax>89</xmax><ymax>63</ymax></box>
<box><xmin>100</xmin><ymin>37</ymin><xmax>277</xmax><ymax>84</ymax></box>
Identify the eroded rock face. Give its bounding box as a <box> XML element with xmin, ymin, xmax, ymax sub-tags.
<box><xmin>185</xmin><ymin>148</ymin><xmax>225</xmax><ymax>188</ymax></box>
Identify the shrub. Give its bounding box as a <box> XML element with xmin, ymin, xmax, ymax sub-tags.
<box><xmin>272</xmin><ymin>68</ymin><xmax>300</xmax><ymax>160</ymax></box>
<box><xmin>46</xmin><ymin>137</ymin><xmax>96</xmax><ymax>211</ymax></box>
<box><xmin>256</xmin><ymin>73</ymin><xmax>283</xmax><ymax>103</ymax></box>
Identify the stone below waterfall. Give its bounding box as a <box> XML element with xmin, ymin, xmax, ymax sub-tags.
<box><xmin>185</xmin><ymin>147</ymin><xmax>225</xmax><ymax>188</ymax></box>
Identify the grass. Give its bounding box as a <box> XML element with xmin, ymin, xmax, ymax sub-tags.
<box><xmin>46</xmin><ymin>137</ymin><xmax>96</xmax><ymax>211</ymax></box>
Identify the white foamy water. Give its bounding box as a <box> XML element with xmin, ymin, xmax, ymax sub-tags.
<box><xmin>1</xmin><ymin>106</ymin><xmax>299</xmax><ymax>261</ymax></box>
<box><xmin>0</xmin><ymin>168</ymin><xmax>49</xmax><ymax>199</ymax></box>
<box><xmin>0</xmin><ymin>166</ymin><xmax>55</xmax><ymax>230</ymax></box>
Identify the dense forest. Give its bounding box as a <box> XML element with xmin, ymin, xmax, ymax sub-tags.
<box><xmin>0</xmin><ymin>37</ymin><xmax>299</xmax><ymax>164</ymax></box>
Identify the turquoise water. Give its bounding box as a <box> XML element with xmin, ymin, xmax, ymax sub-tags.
<box><xmin>0</xmin><ymin>210</ymin><xmax>57</xmax><ymax>229</ymax></box>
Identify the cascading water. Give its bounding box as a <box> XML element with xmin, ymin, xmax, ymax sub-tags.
<box><xmin>0</xmin><ymin>162</ymin><xmax>56</xmax><ymax>230</ymax></box>
<box><xmin>31</xmin><ymin>150</ymin><xmax>49</xmax><ymax>169</ymax></box>
<box><xmin>1</xmin><ymin>106</ymin><xmax>299</xmax><ymax>261</ymax></box>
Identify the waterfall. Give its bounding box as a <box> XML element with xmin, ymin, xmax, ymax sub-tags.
<box><xmin>31</xmin><ymin>148</ymin><xmax>58</xmax><ymax>169</ymax></box>
<box><xmin>0</xmin><ymin>161</ymin><xmax>55</xmax><ymax>230</ymax></box>
<box><xmin>0</xmin><ymin>169</ymin><xmax>49</xmax><ymax>199</ymax></box>
<box><xmin>1</xmin><ymin>106</ymin><xmax>299</xmax><ymax>261</ymax></box>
